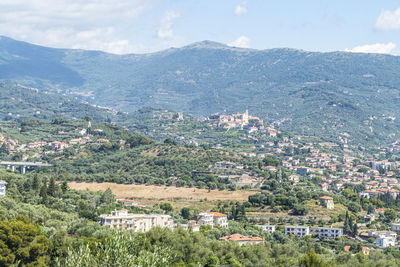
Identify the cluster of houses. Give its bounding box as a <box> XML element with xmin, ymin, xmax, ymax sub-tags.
<box><xmin>26</xmin><ymin>136</ymin><xmax>110</xmax><ymax>152</ymax></box>
<box><xmin>0</xmin><ymin>133</ymin><xmax>19</xmax><ymax>152</ymax></box>
<box><xmin>212</xmin><ymin>161</ymin><xmax>262</xmax><ymax>187</ymax></box>
<box><xmin>100</xmin><ymin>207</ymin><xmax>400</xmax><ymax>249</ymax></box>
<box><xmin>99</xmin><ymin>209</ymin><xmax>228</xmax><ymax>233</ymax></box>
<box><xmin>207</xmin><ymin>110</ymin><xmax>264</xmax><ymax>131</ymax></box>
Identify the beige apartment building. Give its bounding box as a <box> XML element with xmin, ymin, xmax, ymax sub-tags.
<box><xmin>99</xmin><ymin>209</ymin><xmax>174</xmax><ymax>232</ymax></box>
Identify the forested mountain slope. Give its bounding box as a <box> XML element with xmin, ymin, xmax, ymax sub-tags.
<box><xmin>1</xmin><ymin>36</ymin><xmax>400</xmax><ymax>144</ymax></box>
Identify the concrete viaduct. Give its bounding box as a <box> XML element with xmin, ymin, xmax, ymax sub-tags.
<box><xmin>0</xmin><ymin>161</ymin><xmax>53</xmax><ymax>174</ymax></box>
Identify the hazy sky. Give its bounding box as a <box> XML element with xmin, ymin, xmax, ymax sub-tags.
<box><xmin>1</xmin><ymin>0</ymin><xmax>400</xmax><ymax>55</ymax></box>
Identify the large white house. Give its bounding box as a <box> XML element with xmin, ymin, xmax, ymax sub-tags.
<box><xmin>196</xmin><ymin>213</ymin><xmax>214</xmax><ymax>227</ymax></box>
<box><xmin>256</xmin><ymin>225</ymin><xmax>276</xmax><ymax>234</ymax></box>
<box><xmin>196</xmin><ymin>212</ymin><xmax>229</xmax><ymax>228</ymax></box>
<box><xmin>99</xmin><ymin>209</ymin><xmax>174</xmax><ymax>232</ymax></box>
<box><xmin>0</xmin><ymin>180</ymin><xmax>7</xmax><ymax>198</ymax></box>
<box><xmin>368</xmin><ymin>231</ymin><xmax>397</xmax><ymax>248</ymax></box>
<box><xmin>211</xmin><ymin>212</ymin><xmax>228</xmax><ymax>228</ymax></box>
<box><xmin>285</xmin><ymin>226</ymin><xmax>310</xmax><ymax>237</ymax></box>
<box><xmin>390</xmin><ymin>223</ymin><xmax>400</xmax><ymax>234</ymax></box>
<box><xmin>317</xmin><ymin>227</ymin><xmax>343</xmax><ymax>239</ymax></box>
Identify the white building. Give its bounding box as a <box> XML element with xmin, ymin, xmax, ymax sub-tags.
<box><xmin>390</xmin><ymin>223</ymin><xmax>400</xmax><ymax>234</ymax></box>
<box><xmin>256</xmin><ymin>225</ymin><xmax>276</xmax><ymax>234</ymax></box>
<box><xmin>0</xmin><ymin>180</ymin><xmax>7</xmax><ymax>198</ymax></box>
<box><xmin>368</xmin><ymin>231</ymin><xmax>397</xmax><ymax>248</ymax></box>
<box><xmin>375</xmin><ymin>236</ymin><xmax>396</xmax><ymax>248</ymax></box>
<box><xmin>212</xmin><ymin>212</ymin><xmax>228</xmax><ymax>228</ymax></box>
<box><xmin>317</xmin><ymin>227</ymin><xmax>343</xmax><ymax>239</ymax></box>
<box><xmin>99</xmin><ymin>209</ymin><xmax>174</xmax><ymax>232</ymax></box>
<box><xmin>197</xmin><ymin>213</ymin><xmax>214</xmax><ymax>227</ymax></box>
<box><xmin>285</xmin><ymin>226</ymin><xmax>310</xmax><ymax>237</ymax></box>
<box><xmin>196</xmin><ymin>212</ymin><xmax>229</xmax><ymax>228</ymax></box>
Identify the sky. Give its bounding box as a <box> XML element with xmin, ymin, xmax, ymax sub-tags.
<box><xmin>1</xmin><ymin>0</ymin><xmax>400</xmax><ymax>55</ymax></box>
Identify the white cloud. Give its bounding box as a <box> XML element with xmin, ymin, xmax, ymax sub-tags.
<box><xmin>375</xmin><ymin>8</ymin><xmax>400</xmax><ymax>31</ymax></box>
<box><xmin>235</xmin><ymin>1</ymin><xmax>248</xmax><ymax>15</ymax></box>
<box><xmin>228</xmin><ymin>35</ymin><xmax>250</xmax><ymax>48</ymax></box>
<box><xmin>0</xmin><ymin>0</ymin><xmax>158</xmax><ymax>54</ymax></box>
<box><xmin>157</xmin><ymin>10</ymin><xmax>180</xmax><ymax>39</ymax></box>
<box><xmin>344</xmin><ymin>42</ymin><xmax>397</xmax><ymax>55</ymax></box>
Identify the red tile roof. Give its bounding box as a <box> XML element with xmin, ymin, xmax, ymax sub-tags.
<box><xmin>212</xmin><ymin>212</ymin><xmax>227</xmax><ymax>217</ymax></box>
<box><xmin>320</xmin><ymin>196</ymin><xmax>333</xmax><ymax>200</ymax></box>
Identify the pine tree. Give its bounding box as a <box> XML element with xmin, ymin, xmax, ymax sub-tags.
<box><xmin>32</xmin><ymin>174</ymin><xmax>40</xmax><ymax>191</ymax></box>
<box><xmin>352</xmin><ymin>223</ymin><xmax>358</xmax><ymax>236</ymax></box>
<box><xmin>0</xmin><ymin>143</ymin><xmax>9</xmax><ymax>155</ymax></box>
<box><xmin>40</xmin><ymin>185</ymin><xmax>48</xmax><ymax>205</ymax></box>
<box><xmin>343</xmin><ymin>211</ymin><xmax>350</xmax><ymax>234</ymax></box>
<box><xmin>61</xmin><ymin>180</ymin><xmax>68</xmax><ymax>194</ymax></box>
<box><xmin>48</xmin><ymin>177</ymin><xmax>56</xmax><ymax>197</ymax></box>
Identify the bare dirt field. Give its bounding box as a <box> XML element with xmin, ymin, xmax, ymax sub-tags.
<box><xmin>68</xmin><ymin>182</ymin><xmax>254</xmax><ymax>201</ymax></box>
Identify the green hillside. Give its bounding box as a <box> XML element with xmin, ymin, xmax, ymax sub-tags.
<box><xmin>1</xmin><ymin>36</ymin><xmax>400</xmax><ymax>144</ymax></box>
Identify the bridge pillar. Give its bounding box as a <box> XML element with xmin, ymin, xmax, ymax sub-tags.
<box><xmin>20</xmin><ymin>166</ymin><xmax>26</xmax><ymax>174</ymax></box>
<box><xmin>11</xmin><ymin>165</ymin><xmax>15</xmax><ymax>172</ymax></box>
<box><xmin>6</xmin><ymin>165</ymin><xmax>10</xmax><ymax>170</ymax></box>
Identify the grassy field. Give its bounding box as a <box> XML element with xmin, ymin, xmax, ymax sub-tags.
<box><xmin>68</xmin><ymin>182</ymin><xmax>254</xmax><ymax>201</ymax></box>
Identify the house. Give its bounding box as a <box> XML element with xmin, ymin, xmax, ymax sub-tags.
<box><xmin>317</xmin><ymin>227</ymin><xmax>343</xmax><ymax>239</ymax></box>
<box><xmin>220</xmin><ymin>234</ymin><xmax>264</xmax><ymax>246</ymax></box>
<box><xmin>319</xmin><ymin>196</ymin><xmax>334</xmax><ymax>209</ymax></box>
<box><xmin>212</xmin><ymin>212</ymin><xmax>228</xmax><ymax>228</ymax></box>
<box><xmin>364</xmin><ymin>214</ymin><xmax>376</xmax><ymax>223</ymax></box>
<box><xmin>361</xmin><ymin>247</ymin><xmax>371</xmax><ymax>256</ymax></box>
<box><xmin>344</xmin><ymin>245</ymin><xmax>351</xmax><ymax>252</ymax></box>
<box><xmin>0</xmin><ymin>180</ymin><xmax>7</xmax><ymax>198</ymax></box>
<box><xmin>256</xmin><ymin>225</ymin><xmax>275</xmax><ymax>234</ymax></box>
<box><xmin>285</xmin><ymin>226</ymin><xmax>310</xmax><ymax>237</ymax></box>
<box><xmin>289</xmin><ymin>175</ymin><xmax>299</xmax><ymax>184</ymax></box>
<box><xmin>99</xmin><ymin>209</ymin><xmax>174</xmax><ymax>232</ymax></box>
<box><xmin>214</xmin><ymin>161</ymin><xmax>235</xmax><ymax>169</ymax></box>
<box><xmin>196</xmin><ymin>213</ymin><xmax>214</xmax><ymax>227</ymax></box>
<box><xmin>120</xmin><ymin>199</ymin><xmax>138</xmax><ymax>207</ymax></box>
<box><xmin>296</xmin><ymin>167</ymin><xmax>310</xmax><ymax>176</ymax></box>
<box><xmin>391</xmin><ymin>223</ymin><xmax>400</xmax><ymax>234</ymax></box>
<box><xmin>179</xmin><ymin>220</ymin><xmax>200</xmax><ymax>232</ymax></box>
<box><xmin>368</xmin><ymin>231</ymin><xmax>397</xmax><ymax>248</ymax></box>
<box><xmin>375</xmin><ymin>236</ymin><xmax>396</xmax><ymax>248</ymax></box>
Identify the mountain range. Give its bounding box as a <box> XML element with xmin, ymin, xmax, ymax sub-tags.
<box><xmin>1</xmin><ymin>35</ymin><xmax>400</xmax><ymax>145</ymax></box>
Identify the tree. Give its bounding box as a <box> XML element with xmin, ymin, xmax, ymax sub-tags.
<box><xmin>164</xmin><ymin>138</ymin><xmax>177</xmax><ymax>145</ymax></box>
<box><xmin>292</xmin><ymin>204</ymin><xmax>308</xmax><ymax>216</ymax></box>
<box><xmin>299</xmin><ymin>248</ymin><xmax>328</xmax><ymax>267</ymax></box>
<box><xmin>0</xmin><ymin>216</ymin><xmax>49</xmax><ymax>266</ymax></box>
<box><xmin>181</xmin><ymin>208</ymin><xmax>191</xmax><ymax>220</ymax></box>
<box><xmin>352</xmin><ymin>223</ymin><xmax>358</xmax><ymax>236</ymax></box>
<box><xmin>32</xmin><ymin>174</ymin><xmax>40</xmax><ymax>191</ymax></box>
<box><xmin>367</xmin><ymin>205</ymin><xmax>375</xmax><ymax>215</ymax></box>
<box><xmin>160</xmin><ymin>203</ymin><xmax>173</xmax><ymax>213</ymax></box>
<box><xmin>40</xmin><ymin>184</ymin><xmax>48</xmax><ymax>205</ymax></box>
<box><xmin>100</xmin><ymin>188</ymin><xmax>113</xmax><ymax>204</ymax></box>
<box><xmin>61</xmin><ymin>180</ymin><xmax>68</xmax><ymax>194</ymax></box>
<box><xmin>0</xmin><ymin>143</ymin><xmax>9</xmax><ymax>156</ymax></box>
<box><xmin>48</xmin><ymin>177</ymin><xmax>56</xmax><ymax>197</ymax></box>
<box><xmin>347</xmin><ymin>202</ymin><xmax>361</xmax><ymax>213</ymax></box>
<box><xmin>384</xmin><ymin>209</ymin><xmax>397</xmax><ymax>223</ymax></box>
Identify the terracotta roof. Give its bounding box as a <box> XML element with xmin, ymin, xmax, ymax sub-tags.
<box><xmin>320</xmin><ymin>196</ymin><xmax>333</xmax><ymax>200</ymax></box>
<box><xmin>344</xmin><ymin>245</ymin><xmax>351</xmax><ymax>252</ymax></box>
<box><xmin>220</xmin><ymin>233</ymin><xmax>264</xmax><ymax>242</ymax></box>
<box><xmin>212</xmin><ymin>212</ymin><xmax>227</xmax><ymax>217</ymax></box>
